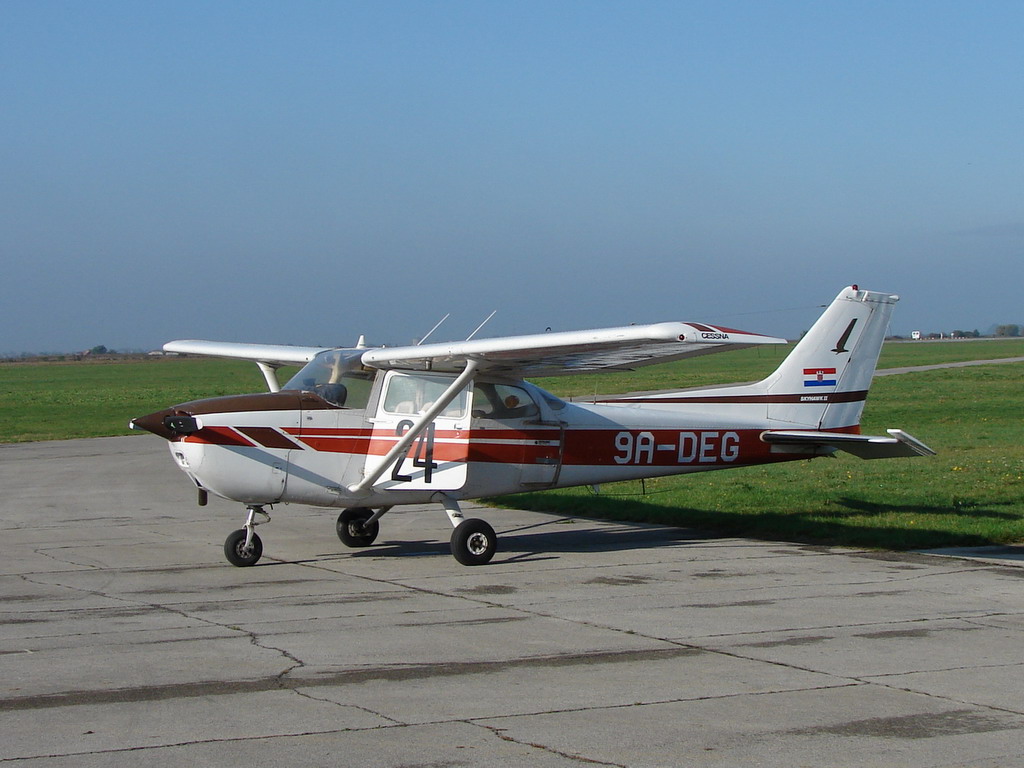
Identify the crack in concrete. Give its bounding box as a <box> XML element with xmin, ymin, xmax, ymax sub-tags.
<box><xmin>13</xmin><ymin>568</ymin><xmax>404</xmax><ymax>724</ymax></box>
<box><xmin>475</xmin><ymin>721</ymin><xmax>628</xmax><ymax>766</ymax></box>
<box><xmin>27</xmin><ymin>545</ymin><xmax>101</xmax><ymax>571</ymax></box>
<box><xmin>12</xmin><ymin>572</ymin><xmax>307</xmax><ymax>702</ymax></box>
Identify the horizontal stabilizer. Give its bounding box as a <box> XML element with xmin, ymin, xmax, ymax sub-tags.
<box><xmin>761</xmin><ymin>428</ymin><xmax>936</xmax><ymax>459</ymax></box>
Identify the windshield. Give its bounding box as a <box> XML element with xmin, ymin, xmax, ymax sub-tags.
<box><xmin>283</xmin><ymin>350</ymin><xmax>374</xmax><ymax>408</ymax></box>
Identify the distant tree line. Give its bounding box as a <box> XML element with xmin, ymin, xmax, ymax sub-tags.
<box><xmin>944</xmin><ymin>325</ymin><xmax>1019</xmax><ymax>338</ymax></box>
<box><xmin>0</xmin><ymin>346</ymin><xmax>152</xmax><ymax>362</ymax></box>
<box><xmin>888</xmin><ymin>324</ymin><xmax>1022</xmax><ymax>340</ymax></box>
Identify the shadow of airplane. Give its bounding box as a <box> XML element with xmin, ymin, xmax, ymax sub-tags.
<box><xmin>266</xmin><ymin>491</ymin><xmax>1018</xmax><ymax>567</ymax></box>
<box><xmin>334</xmin><ymin>516</ymin><xmax>720</xmax><ymax>563</ymax></box>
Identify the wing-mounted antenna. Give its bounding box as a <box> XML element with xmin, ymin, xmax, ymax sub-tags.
<box><xmin>466</xmin><ymin>310</ymin><xmax>497</xmax><ymax>341</ymax></box>
<box><xmin>417</xmin><ymin>313</ymin><xmax>450</xmax><ymax>346</ymax></box>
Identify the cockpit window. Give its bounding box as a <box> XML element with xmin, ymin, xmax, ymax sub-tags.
<box><xmin>282</xmin><ymin>350</ymin><xmax>374</xmax><ymax>409</ymax></box>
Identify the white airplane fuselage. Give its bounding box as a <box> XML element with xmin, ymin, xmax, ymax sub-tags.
<box><xmin>147</xmin><ymin>381</ymin><xmax>805</xmax><ymax>511</ymax></box>
<box><xmin>131</xmin><ymin>286</ymin><xmax>933</xmax><ymax>566</ymax></box>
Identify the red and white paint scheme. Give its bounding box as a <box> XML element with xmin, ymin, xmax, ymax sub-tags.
<box><xmin>131</xmin><ymin>286</ymin><xmax>934</xmax><ymax>567</ymax></box>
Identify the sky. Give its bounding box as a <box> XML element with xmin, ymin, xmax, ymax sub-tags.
<box><xmin>2</xmin><ymin>0</ymin><xmax>1022</xmax><ymax>354</ymax></box>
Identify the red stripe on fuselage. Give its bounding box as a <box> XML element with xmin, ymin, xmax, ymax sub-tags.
<box><xmin>286</xmin><ymin>427</ymin><xmax>374</xmax><ymax>454</ymax></box>
<box><xmin>199</xmin><ymin>424</ymin><xmax>859</xmax><ymax>468</ymax></box>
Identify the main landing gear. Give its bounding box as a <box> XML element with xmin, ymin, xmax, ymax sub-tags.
<box><xmin>332</xmin><ymin>495</ymin><xmax>497</xmax><ymax>566</ymax></box>
<box><xmin>449</xmin><ymin>517</ymin><xmax>497</xmax><ymax>566</ymax></box>
<box><xmin>336</xmin><ymin>507</ymin><xmax>381</xmax><ymax>547</ymax></box>
<box><xmin>440</xmin><ymin>495</ymin><xmax>497</xmax><ymax>566</ymax></box>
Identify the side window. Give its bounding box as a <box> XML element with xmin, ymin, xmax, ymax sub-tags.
<box><xmin>382</xmin><ymin>373</ymin><xmax>468</xmax><ymax>417</ymax></box>
<box><xmin>472</xmin><ymin>383</ymin><xmax>539</xmax><ymax>420</ymax></box>
<box><xmin>383</xmin><ymin>375</ymin><xmax>419</xmax><ymax>413</ymax></box>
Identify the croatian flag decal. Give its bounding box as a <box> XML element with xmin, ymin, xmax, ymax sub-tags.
<box><xmin>803</xmin><ymin>367</ymin><xmax>837</xmax><ymax>387</ymax></box>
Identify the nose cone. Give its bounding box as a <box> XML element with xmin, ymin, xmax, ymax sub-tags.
<box><xmin>129</xmin><ymin>407</ymin><xmax>179</xmax><ymax>440</ymax></box>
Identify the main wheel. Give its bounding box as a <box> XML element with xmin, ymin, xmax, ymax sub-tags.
<box><xmin>450</xmin><ymin>518</ymin><xmax>497</xmax><ymax>566</ymax></box>
<box><xmin>224</xmin><ymin>528</ymin><xmax>263</xmax><ymax>567</ymax></box>
<box><xmin>337</xmin><ymin>508</ymin><xmax>379</xmax><ymax>548</ymax></box>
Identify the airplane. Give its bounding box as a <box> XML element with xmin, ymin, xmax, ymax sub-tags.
<box><xmin>130</xmin><ymin>285</ymin><xmax>934</xmax><ymax>567</ymax></box>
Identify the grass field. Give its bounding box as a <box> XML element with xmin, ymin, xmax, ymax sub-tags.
<box><xmin>0</xmin><ymin>357</ymin><xmax>272</xmax><ymax>443</ymax></box>
<box><xmin>503</xmin><ymin>363</ymin><xmax>1024</xmax><ymax>550</ymax></box>
<box><xmin>2</xmin><ymin>339</ymin><xmax>1022</xmax><ymax>549</ymax></box>
<box><xmin>511</xmin><ymin>339</ymin><xmax>1024</xmax><ymax>549</ymax></box>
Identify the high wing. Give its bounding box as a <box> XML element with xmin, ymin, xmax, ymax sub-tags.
<box><xmin>163</xmin><ymin>320</ymin><xmax>785</xmax><ymax>384</ymax></box>
<box><xmin>360</xmin><ymin>322</ymin><xmax>786</xmax><ymax>377</ymax></box>
<box><xmin>163</xmin><ymin>340</ymin><xmax>330</xmax><ymax>365</ymax></box>
<box><xmin>163</xmin><ymin>340</ymin><xmax>335</xmax><ymax>391</ymax></box>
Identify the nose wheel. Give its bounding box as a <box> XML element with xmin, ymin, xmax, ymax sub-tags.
<box><xmin>224</xmin><ymin>528</ymin><xmax>263</xmax><ymax>566</ymax></box>
<box><xmin>223</xmin><ymin>505</ymin><xmax>269</xmax><ymax>567</ymax></box>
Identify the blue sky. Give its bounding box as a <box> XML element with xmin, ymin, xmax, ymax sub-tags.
<box><xmin>2</xmin><ymin>1</ymin><xmax>1022</xmax><ymax>353</ymax></box>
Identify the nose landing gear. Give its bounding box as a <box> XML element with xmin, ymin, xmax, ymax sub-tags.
<box><xmin>223</xmin><ymin>505</ymin><xmax>270</xmax><ymax>567</ymax></box>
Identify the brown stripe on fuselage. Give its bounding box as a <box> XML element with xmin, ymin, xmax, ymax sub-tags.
<box><xmin>597</xmin><ymin>390</ymin><xmax>869</xmax><ymax>405</ymax></box>
<box><xmin>236</xmin><ymin>427</ymin><xmax>305</xmax><ymax>450</ymax></box>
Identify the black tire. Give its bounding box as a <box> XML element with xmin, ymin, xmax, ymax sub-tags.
<box><xmin>450</xmin><ymin>518</ymin><xmax>497</xmax><ymax>566</ymax></box>
<box><xmin>337</xmin><ymin>508</ymin><xmax>379</xmax><ymax>548</ymax></box>
<box><xmin>224</xmin><ymin>529</ymin><xmax>263</xmax><ymax>567</ymax></box>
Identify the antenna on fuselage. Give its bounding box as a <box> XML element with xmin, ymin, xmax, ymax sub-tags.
<box><xmin>417</xmin><ymin>313</ymin><xmax>450</xmax><ymax>346</ymax></box>
<box><xmin>466</xmin><ymin>310</ymin><xmax>497</xmax><ymax>341</ymax></box>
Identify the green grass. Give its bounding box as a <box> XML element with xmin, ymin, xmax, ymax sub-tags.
<box><xmin>876</xmin><ymin>337</ymin><xmax>1024</xmax><ymax>366</ymax></box>
<box><xmin>2</xmin><ymin>341</ymin><xmax>1022</xmax><ymax>551</ymax></box>
<box><xmin>0</xmin><ymin>358</ymin><xmax>270</xmax><ymax>443</ymax></box>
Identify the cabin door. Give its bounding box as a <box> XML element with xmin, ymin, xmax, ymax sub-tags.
<box><xmin>364</xmin><ymin>371</ymin><xmax>473</xmax><ymax>492</ymax></box>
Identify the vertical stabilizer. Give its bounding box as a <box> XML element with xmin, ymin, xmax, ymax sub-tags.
<box><xmin>763</xmin><ymin>286</ymin><xmax>898</xmax><ymax>430</ymax></box>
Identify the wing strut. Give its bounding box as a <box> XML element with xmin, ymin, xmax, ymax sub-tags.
<box><xmin>347</xmin><ymin>360</ymin><xmax>479</xmax><ymax>495</ymax></box>
<box><xmin>257</xmin><ymin>362</ymin><xmax>282</xmax><ymax>392</ymax></box>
